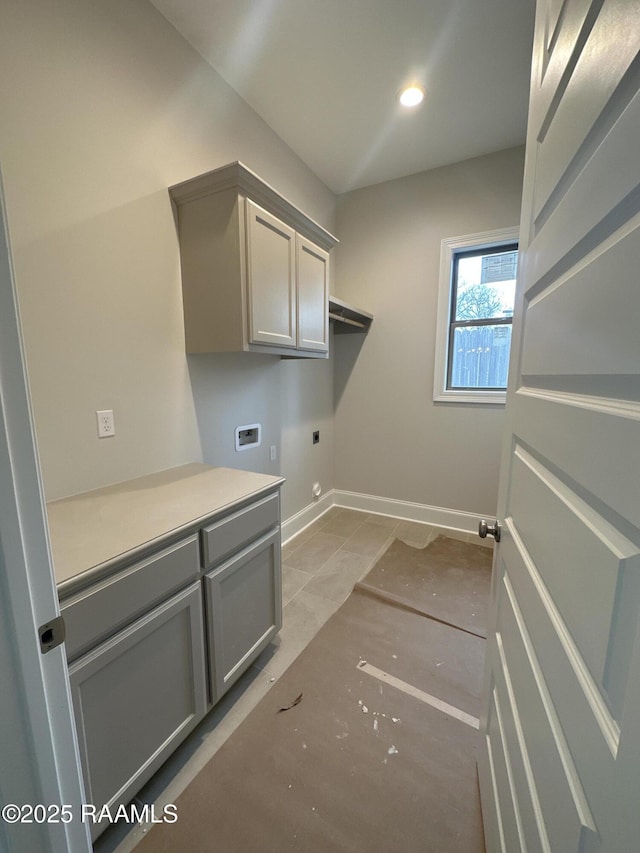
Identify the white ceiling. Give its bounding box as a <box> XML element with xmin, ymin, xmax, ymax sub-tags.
<box><xmin>149</xmin><ymin>0</ymin><xmax>536</xmax><ymax>194</ymax></box>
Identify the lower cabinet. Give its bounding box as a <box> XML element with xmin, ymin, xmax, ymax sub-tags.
<box><xmin>68</xmin><ymin>581</ymin><xmax>207</xmax><ymax>840</ymax></box>
<box><xmin>204</xmin><ymin>528</ymin><xmax>282</xmax><ymax>704</ymax></box>
<box><xmin>62</xmin><ymin>485</ymin><xmax>282</xmax><ymax>840</ymax></box>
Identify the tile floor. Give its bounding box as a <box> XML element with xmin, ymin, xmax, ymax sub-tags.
<box><xmin>95</xmin><ymin>507</ymin><xmax>491</xmax><ymax>853</ymax></box>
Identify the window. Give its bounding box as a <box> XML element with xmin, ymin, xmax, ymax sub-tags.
<box><xmin>433</xmin><ymin>227</ymin><xmax>519</xmax><ymax>404</ymax></box>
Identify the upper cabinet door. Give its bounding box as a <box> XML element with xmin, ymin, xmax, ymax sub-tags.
<box><xmin>296</xmin><ymin>235</ymin><xmax>329</xmax><ymax>352</ymax></box>
<box><xmin>245</xmin><ymin>199</ymin><xmax>296</xmax><ymax>348</ymax></box>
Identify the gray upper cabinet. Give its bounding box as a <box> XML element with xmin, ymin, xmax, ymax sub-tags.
<box><xmin>297</xmin><ymin>234</ymin><xmax>329</xmax><ymax>352</ymax></box>
<box><xmin>246</xmin><ymin>200</ymin><xmax>297</xmax><ymax>349</ymax></box>
<box><xmin>169</xmin><ymin>161</ymin><xmax>337</xmax><ymax>358</ymax></box>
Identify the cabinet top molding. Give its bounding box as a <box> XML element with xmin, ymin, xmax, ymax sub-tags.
<box><xmin>169</xmin><ymin>161</ymin><xmax>339</xmax><ymax>251</ymax></box>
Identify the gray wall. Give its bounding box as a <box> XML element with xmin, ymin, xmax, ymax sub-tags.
<box><xmin>0</xmin><ymin>0</ymin><xmax>524</xmax><ymax>524</ymax></box>
<box><xmin>280</xmin><ymin>344</ymin><xmax>335</xmax><ymax>519</ymax></box>
<box><xmin>333</xmin><ymin>147</ymin><xmax>526</xmax><ymax>517</ymax></box>
<box><xmin>0</xmin><ymin>0</ymin><xmax>335</xmax><ymax>517</ymax></box>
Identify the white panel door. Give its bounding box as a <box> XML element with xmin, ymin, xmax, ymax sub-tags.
<box><xmin>245</xmin><ymin>198</ymin><xmax>296</xmax><ymax>348</ymax></box>
<box><xmin>478</xmin><ymin>2</ymin><xmax>640</xmax><ymax>852</ymax></box>
<box><xmin>296</xmin><ymin>235</ymin><xmax>329</xmax><ymax>352</ymax></box>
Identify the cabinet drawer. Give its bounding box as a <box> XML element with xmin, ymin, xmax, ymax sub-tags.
<box><xmin>201</xmin><ymin>491</ymin><xmax>279</xmax><ymax>569</ymax></box>
<box><xmin>61</xmin><ymin>535</ymin><xmax>200</xmax><ymax>661</ymax></box>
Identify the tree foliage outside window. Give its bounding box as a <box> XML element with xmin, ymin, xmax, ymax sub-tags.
<box><xmin>455</xmin><ymin>284</ymin><xmax>502</xmax><ymax>321</ymax></box>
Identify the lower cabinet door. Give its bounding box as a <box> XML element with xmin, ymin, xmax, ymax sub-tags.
<box><xmin>205</xmin><ymin>528</ymin><xmax>282</xmax><ymax>704</ymax></box>
<box><xmin>68</xmin><ymin>581</ymin><xmax>207</xmax><ymax>840</ymax></box>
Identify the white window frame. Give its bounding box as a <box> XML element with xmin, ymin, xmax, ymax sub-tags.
<box><xmin>433</xmin><ymin>226</ymin><xmax>519</xmax><ymax>405</ymax></box>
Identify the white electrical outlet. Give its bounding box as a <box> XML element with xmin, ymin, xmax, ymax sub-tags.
<box><xmin>270</xmin><ymin>445</ymin><xmax>277</xmax><ymax>462</ymax></box>
<box><xmin>96</xmin><ymin>410</ymin><xmax>115</xmax><ymax>438</ymax></box>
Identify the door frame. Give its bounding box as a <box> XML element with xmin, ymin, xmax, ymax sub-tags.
<box><xmin>0</xmin><ymin>170</ymin><xmax>91</xmax><ymax>852</ymax></box>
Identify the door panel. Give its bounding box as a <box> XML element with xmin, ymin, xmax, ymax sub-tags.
<box><xmin>69</xmin><ymin>582</ymin><xmax>206</xmax><ymax>839</ymax></box>
<box><xmin>498</xmin><ymin>527</ymin><xmax>618</xmax><ymax>816</ymax></box>
<box><xmin>528</xmin><ymin>84</ymin><xmax>640</xmax><ymax>282</ymax></box>
<box><xmin>542</xmin><ymin>0</ymin><xmax>567</xmax><ymax>57</ymax></box>
<box><xmin>533</xmin><ymin>1</ymin><xmax>640</xmax><ymax>221</ymax></box>
<box><xmin>497</xmin><ymin>576</ymin><xmax>596</xmax><ymax>851</ymax></box>
<box><xmin>296</xmin><ymin>235</ymin><xmax>329</xmax><ymax>352</ymax></box>
<box><xmin>508</xmin><ymin>445</ymin><xmax>639</xmax><ymax>689</ymax></box>
<box><xmin>521</xmin><ymin>220</ymin><xmax>640</xmax><ymax>379</ymax></box>
<box><xmin>485</xmin><ymin>682</ymin><xmax>529</xmax><ymax>853</ymax></box>
<box><xmin>512</xmin><ymin>393</ymin><xmax>640</xmax><ymax>528</ymax></box>
<box><xmin>539</xmin><ymin>0</ymin><xmax>595</xmax><ymax>93</ymax></box>
<box><xmin>479</xmin><ymin>5</ymin><xmax>640</xmax><ymax>847</ymax></box>
<box><xmin>205</xmin><ymin>529</ymin><xmax>282</xmax><ymax>704</ymax></box>
<box><xmin>245</xmin><ymin>199</ymin><xmax>296</xmax><ymax>347</ymax></box>
<box><xmin>487</xmin><ymin>666</ymin><xmax>547</xmax><ymax>853</ymax></box>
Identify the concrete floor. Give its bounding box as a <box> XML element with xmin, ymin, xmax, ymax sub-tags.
<box><xmin>95</xmin><ymin>507</ymin><xmax>490</xmax><ymax>853</ymax></box>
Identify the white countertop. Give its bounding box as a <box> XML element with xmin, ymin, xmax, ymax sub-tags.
<box><xmin>48</xmin><ymin>463</ymin><xmax>284</xmax><ymax>591</ymax></box>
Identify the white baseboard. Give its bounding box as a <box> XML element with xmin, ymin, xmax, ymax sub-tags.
<box><xmin>333</xmin><ymin>489</ymin><xmax>485</xmax><ymax>535</ymax></box>
<box><xmin>281</xmin><ymin>490</ymin><xmax>335</xmax><ymax>544</ymax></box>
<box><xmin>282</xmin><ymin>487</ymin><xmax>485</xmax><ymax>543</ymax></box>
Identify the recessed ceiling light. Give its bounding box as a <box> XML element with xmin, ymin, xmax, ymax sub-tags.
<box><xmin>399</xmin><ymin>85</ymin><xmax>425</xmax><ymax>108</ymax></box>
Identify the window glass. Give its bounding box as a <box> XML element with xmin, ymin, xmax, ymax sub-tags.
<box><xmin>449</xmin><ymin>324</ymin><xmax>512</xmax><ymax>389</ymax></box>
<box><xmin>454</xmin><ymin>251</ymin><xmax>517</xmax><ymax>321</ymax></box>
<box><xmin>447</xmin><ymin>244</ymin><xmax>517</xmax><ymax>392</ymax></box>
